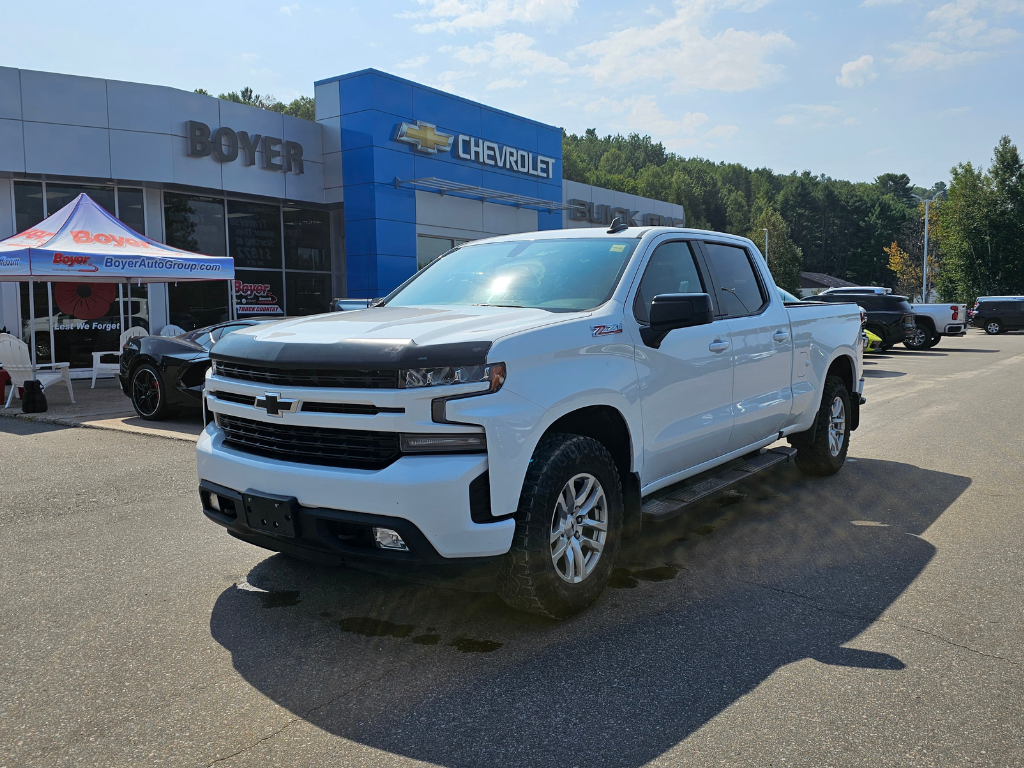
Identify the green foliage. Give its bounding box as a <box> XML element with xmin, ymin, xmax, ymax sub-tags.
<box><xmin>936</xmin><ymin>136</ymin><xmax>1024</xmax><ymax>302</ymax></box>
<box><xmin>748</xmin><ymin>207</ymin><xmax>802</xmax><ymax>294</ymax></box>
<box><xmin>198</xmin><ymin>86</ymin><xmax>316</xmax><ymax>122</ymax></box>
<box><xmin>563</xmin><ymin>128</ymin><xmax>926</xmax><ymax>286</ymax></box>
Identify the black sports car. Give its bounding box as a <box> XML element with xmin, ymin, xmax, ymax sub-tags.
<box><xmin>119</xmin><ymin>319</ymin><xmax>268</xmax><ymax>420</ymax></box>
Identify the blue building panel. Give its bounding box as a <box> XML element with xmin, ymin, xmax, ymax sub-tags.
<box><xmin>315</xmin><ymin>69</ymin><xmax>566</xmax><ymax>298</ymax></box>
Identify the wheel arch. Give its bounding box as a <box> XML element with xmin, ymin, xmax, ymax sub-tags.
<box><xmin>540</xmin><ymin>404</ymin><xmax>643</xmax><ymax>539</ymax></box>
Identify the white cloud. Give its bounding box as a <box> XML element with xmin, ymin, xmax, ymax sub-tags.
<box><xmin>486</xmin><ymin>77</ymin><xmax>527</xmax><ymax>89</ymax></box>
<box><xmin>403</xmin><ymin>0</ymin><xmax>578</xmax><ymax>33</ymax></box>
<box><xmin>448</xmin><ymin>32</ymin><xmax>571</xmax><ymax>75</ymax></box>
<box><xmin>890</xmin><ymin>40</ymin><xmax>990</xmax><ymax>69</ymax></box>
<box><xmin>774</xmin><ymin>104</ymin><xmax>846</xmax><ymax>128</ymax></box>
<box><xmin>836</xmin><ymin>54</ymin><xmax>877</xmax><ymax>87</ymax></box>
<box><xmin>280</xmin><ymin>4</ymin><xmax>299</xmax><ymax>15</ymax></box>
<box><xmin>396</xmin><ymin>55</ymin><xmax>430</xmax><ymax>69</ymax></box>
<box><xmin>577</xmin><ymin>0</ymin><xmax>793</xmax><ymax>93</ymax></box>
<box><xmin>705</xmin><ymin>124</ymin><xmax>739</xmax><ymax>139</ymax></box>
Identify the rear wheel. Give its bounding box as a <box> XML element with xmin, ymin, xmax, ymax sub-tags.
<box><xmin>790</xmin><ymin>375</ymin><xmax>851</xmax><ymax>477</ymax></box>
<box><xmin>923</xmin><ymin>332</ymin><xmax>941</xmax><ymax>348</ymax></box>
<box><xmin>985</xmin><ymin>320</ymin><xmax>1002</xmax><ymax>335</ymax></box>
<box><xmin>497</xmin><ymin>434</ymin><xmax>623</xmax><ymax>619</ymax></box>
<box><xmin>903</xmin><ymin>325</ymin><xmax>930</xmax><ymax>349</ymax></box>
<box><xmin>131</xmin><ymin>364</ymin><xmax>172</xmax><ymax>421</ymax></box>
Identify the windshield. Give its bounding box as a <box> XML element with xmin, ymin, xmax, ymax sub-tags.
<box><xmin>385</xmin><ymin>238</ymin><xmax>639</xmax><ymax>311</ymax></box>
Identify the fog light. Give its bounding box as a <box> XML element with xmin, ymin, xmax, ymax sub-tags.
<box><xmin>372</xmin><ymin>527</ymin><xmax>409</xmax><ymax>551</ymax></box>
<box><xmin>208</xmin><ymin>492</ymin><xmax>222</xmax><ymax>513</ymax></box>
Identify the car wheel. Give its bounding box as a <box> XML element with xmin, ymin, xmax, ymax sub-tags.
<box><xmin>985</xmin><ymin>320</ymin><xmax>1002</xmax><ymax>335</ymax></box>
<box><xmin>497</xmin><ymin>434</ymin><xmax>623</xmax><ymax>619</ymax></box>
<box><xmin>903</xmin><ymin>326</ymin><xmax>930</xmax><ymax>349</ymax></box>
<box><xmin>790</xmin><ymin>375</ymin><xmax>851</xmax><ymax>477</ymax></box>
<box><xmin>923</xmin><ymin>333</ymin><xmax>941</xmax><ymax>348</ymax></box>
<box><xmin>131</xmin><ymin>364</ymin><xmax>171</xmax><ymax>421</ymax></box>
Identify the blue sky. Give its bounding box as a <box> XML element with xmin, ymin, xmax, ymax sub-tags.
<box><xmin>3</xmin><ymin>0</ymin><xmax>1022</xmax><ymax>186</ymax></box>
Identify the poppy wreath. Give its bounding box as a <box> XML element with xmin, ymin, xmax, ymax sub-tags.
<box><xmin>55</xmin><ymin>282</ymin><xmax>116</xmax><ymax>320</ymax></box>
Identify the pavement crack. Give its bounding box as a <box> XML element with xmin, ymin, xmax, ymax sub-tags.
<box><xmin>742</xmin><ymin>579</ymin><xmax>1020</xmax><ymax>667</ymax></box>
<box><xmin>204</xmin><ymin>665</ymin><xmax>409</xmax><ymax>767</ymax></box>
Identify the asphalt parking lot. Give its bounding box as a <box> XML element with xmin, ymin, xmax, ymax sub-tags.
<box><xmin>1</xmin><ymin>331</ymin><xmax>1022</xmax><ymax>768</ymax></box>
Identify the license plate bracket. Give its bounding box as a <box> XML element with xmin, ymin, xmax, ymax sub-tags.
<box><xmin>242</xmin><ymin>491</ymin><xmax>298</xmax><ymax>538</ymax></box>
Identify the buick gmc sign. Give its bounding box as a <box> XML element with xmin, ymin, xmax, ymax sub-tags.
<box><xmin>185</xmin><ymin>121</ymin><xmax>304</xmax><ymax>175</ymax></box>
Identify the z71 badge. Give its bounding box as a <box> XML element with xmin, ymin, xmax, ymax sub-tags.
<box><xmin>591</xmin><ymin>323</ymin><xmax>623</xmax><ymax>337</ymax></box>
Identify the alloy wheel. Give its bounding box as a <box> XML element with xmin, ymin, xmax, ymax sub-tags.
<box><xmin>906</xmin><ymin>327</ymin><xmax>927</xmax><ymax>347</ymax></box>
<box><xmin>987</xmin><ymin>322</ymin><xmax>1000</xmax><ymax>335</ymax></box>
<box><xmin>132</xmin><ymin>368</ymin><xmax>161</xmax><ymax>417</ymax></box>
<box><xmin>828</xmin><ymin>396</ymin><xmax>846</xmax><ymax>457</ymax></box>
<box><xmin>550</xmin><ymin>473</ymin><xmax>608</xmax><ymax>584</ymax></box>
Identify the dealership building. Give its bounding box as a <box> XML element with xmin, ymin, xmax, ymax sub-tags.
<box><xmin>0</xmin><ymin>66</ymin><xmax>684</xmax><ymax>373</ymax></box>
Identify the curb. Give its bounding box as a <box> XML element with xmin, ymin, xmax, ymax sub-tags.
<box><xmin>0</xmin><ymin>408</ymin><xmax>199</xmax><ymax>444</ymax></box>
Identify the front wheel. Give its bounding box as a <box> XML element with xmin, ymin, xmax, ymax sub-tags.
<box><xmin>985</xmin><ymin>320</ymin><xmax>1002</xmax><ymax>335</ymax></box>
<box><xmin>497</xmin><ymin>434</ymin><xmax>623</xmax><ymax>619</ymax></box>
<box><xmin>789</xmin><ymin>375</ymin><xmax>851</xmax><ymax>477</ymax></box>
<box><xmin>131</xmin><ymin>364</ymin><xmax>171</xmax><ymax>421</ymax></box>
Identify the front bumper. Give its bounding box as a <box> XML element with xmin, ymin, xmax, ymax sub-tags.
<box><xmin>197</xmin><ymin>425</ymin><xmax>515</xmax><ymax>561</ymax></box>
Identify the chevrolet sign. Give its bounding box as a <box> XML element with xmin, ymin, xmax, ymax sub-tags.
<box><xmin>394</xmin><ymin>120</ymin><xmax>556</xmax><ymax>179</ymax></box>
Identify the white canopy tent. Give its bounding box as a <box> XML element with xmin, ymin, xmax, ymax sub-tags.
<box><xmin>0</xmin><ymin>194</ymin><xmax>235</xmax><ymax>371</ymax></box>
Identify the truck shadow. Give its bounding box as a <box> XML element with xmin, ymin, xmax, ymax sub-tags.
<box><xmin>209</xmin><ymin>459</ymin><xmax>969</xmax><ymax>767</ymax></box>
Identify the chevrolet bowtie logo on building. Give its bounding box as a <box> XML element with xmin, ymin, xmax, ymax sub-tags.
<box><xmin>394</xmin><ymin>121</ymin><xmax>454</xmax><ymax>154</ymax></box>
<box><xmin>255</xmin><ymin>392</ymin><xmax>299</xmax><ymax>417</ymax></box>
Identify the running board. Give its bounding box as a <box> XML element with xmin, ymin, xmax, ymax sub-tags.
<box><xmin>641</xmin><ymin>447</ymin><xmax>797</xmax><ymax>523</ymax></box>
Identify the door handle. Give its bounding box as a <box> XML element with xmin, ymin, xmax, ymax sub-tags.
<box><xmin>773</xmin><ymin>330</ymin><xmax>790</xmax><ymax>343</ymax></box>
<box><xmin>709</xmin><ymin>339</ymin><xmax>731</xmax><ymax>353</ymax></box>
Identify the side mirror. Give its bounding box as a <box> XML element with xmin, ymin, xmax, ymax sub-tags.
<box><xmin>641</xmin><ymin>293</ymin><xmax>714</xmax><ymax>348</ymax></box>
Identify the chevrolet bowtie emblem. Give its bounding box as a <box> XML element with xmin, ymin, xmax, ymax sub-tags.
<box><xmin>395</xmin><ymin>121</ymin><xmax>454</xmax><ymax>154</ymax></box>
<box><xmin>255</xmin><ymin>392</ymin><xmax>298</xmax><ymax>417</ymax></box>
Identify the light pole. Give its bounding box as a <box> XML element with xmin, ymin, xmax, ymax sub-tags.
<box><xmin>911</xmin><ymin>192</ymin><xmax>944</xmax><ymax>302</ymax></box>
<box><xmin>763</xmin><ymin>228</ymin><xmax>769</xmax><ymax>261</ymax></box>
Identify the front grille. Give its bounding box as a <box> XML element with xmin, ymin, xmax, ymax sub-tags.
<box><xmin>217</xmin><ymin>361</ymin><xmax>399</xmax><ymax>389</ymax></box>
<box><xmin>210</xmin><ymin>391</ymin><xmax>404</xmax><ymax>416</ymax></box>
<box><xmin>219</xmin><ymin>414</ymin><xmax>401</xmax><ymax>470</ymax></box>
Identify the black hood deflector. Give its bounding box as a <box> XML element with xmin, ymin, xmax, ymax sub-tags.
<box><xmin>211</xmin><ymin>335</ymin><xmax>492</xmax><ymax>370</ymax></box>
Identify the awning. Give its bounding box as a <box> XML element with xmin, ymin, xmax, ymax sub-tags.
<box><xmin>395</xmin><ymin>177</ymin><xmax>583</xmax><ymax>214</ymax></box>
<box><xmin>0</xmin><ymin>193</ymin><xmax>234</xmax><ymax>282</ymax></box>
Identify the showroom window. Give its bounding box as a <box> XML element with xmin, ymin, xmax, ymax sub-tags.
<box><xmin>417</xmin><ymin>234</ymin><xmax>469</xmax><ymax>270</ymax></box>
<box><xmin>164</xmin><ymin>193</ymin><xmax>226</xmax><ymax>256</ymax></box>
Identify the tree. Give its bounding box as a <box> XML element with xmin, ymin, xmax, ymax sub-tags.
<box><xmin>935</xmin><ymin>135</ymin><xmax>1024</xmax><ymax>302</ymax></box>
<box><xmin>749</xmin><ymin>207</ymin><xmax>802</xmax><ymax>294</ymax></box>
<box><xmin>196</xmin><ymin>86</ymin><xmax>317</xmax><ymax>121</ymax></box>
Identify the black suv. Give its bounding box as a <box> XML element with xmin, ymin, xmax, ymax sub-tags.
<box><xmin>808</xmin><ymin>292</ymin><xmax>916</xmax><ymax>349</ymax></box>
<box><xmin>972</xmin><ymin>297</ymin><xmax>1024</xmax><ymax>334</ymax></box>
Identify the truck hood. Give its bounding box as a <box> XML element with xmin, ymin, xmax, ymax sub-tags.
<box><xmin>211</xmin><ymin>305</ymin><xmax>574</xmax><ymax>369</ymax></box>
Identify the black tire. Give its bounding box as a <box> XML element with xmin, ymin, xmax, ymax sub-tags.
<box><xmin>923</xmin><ymin>333</ymin><xmax>941</xmax><ymax>348</ymax></box>
<box><xmin>789</xmin><ymin>375</ymin><xmax>851</xmax><ymax>477</ymax></box>
<box><xmin>985</xmin><ymin>320</ymin><xmax>1002</xmax><ymax>335</ymax></box>
<box><xmin>903</xmin><ymin>325</ymin><xmax>930</xmax><ymax>349</ymax></box>
<box><xmin>130</xmin><ymin>363</ymin><xmax>171</xmax><ymax>421</ymax></box>
<box><xmin>497</xmin><ymin>434</ymin><xmax>623</xmax><ymax>619</ymax></box>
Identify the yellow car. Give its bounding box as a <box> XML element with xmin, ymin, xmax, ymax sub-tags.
<box><xmin>863</xmin><ymin>329</ymin><xmax>883</xmax><ymax>353</ymax></box>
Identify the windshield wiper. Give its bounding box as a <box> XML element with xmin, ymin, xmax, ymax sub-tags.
<box><xmin>473</xmin><ymin>303</ymin><xmax>526</xmax><ymax>308</ymax></box>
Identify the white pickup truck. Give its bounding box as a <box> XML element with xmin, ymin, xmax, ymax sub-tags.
<box><xmin>197</xmin><ymin>226</ymin><xmax>864</xmax><ymax>617</ymax></box>
<box><xmin>906</xmin><ymin>303</ymin><xmax>968</xmax><ymax>348</ymax></box>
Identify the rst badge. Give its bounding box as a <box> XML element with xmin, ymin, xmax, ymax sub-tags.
<box><xmin>591</xmin><ymin>323</ymin><xmax>623</xmax><ymax>337</ymax></box>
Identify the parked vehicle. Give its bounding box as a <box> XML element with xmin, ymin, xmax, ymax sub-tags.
<box><xmin>904</xmin><ymin>303</ymin><xmax>968</xmax><ymax>348</ymax></box>
<box><xmin>809</xmin><ymin>291</ymin><xmax>915</xmax><ymax>349</ymax></box>
<box><xmin>119</xmin><ymin>319</ymin><xmax>270</xmax><ymax>420</ymax></box>
<box><xmin>198</xmin><ymin>227</ymin><xmax>864</xmax><ymax>618</ymax></box>
<box><xmin>971</xmin><ymin>297</ymin><xmax>1024</xmax><ymax>334</ymax></box>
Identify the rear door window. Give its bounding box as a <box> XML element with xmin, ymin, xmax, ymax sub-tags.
<box><xmin>633</xmin><ymin>241</ymin><xmax>705</xmax><ymax>325</ymax></box>
<box><xmin>703</xmin><ymin>242</ymin><xmax>767</xmax><ymax>317</ymax></box>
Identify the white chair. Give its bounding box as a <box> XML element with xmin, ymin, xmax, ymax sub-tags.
<box><xmin>0</xmin><ymin>333</ymin><xmax>75</xmax><ymax>408</ymax></box>
<box><xmin>160</xmin><ymin>325</ymin><xmax>185</xmax><ymax>337</ymax></box>
<box><xmin>90</xmin><ymin>326</ymin><xmax>149</xmax><ymax>388</ymax></box>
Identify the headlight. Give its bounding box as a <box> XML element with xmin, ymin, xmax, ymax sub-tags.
<box><xmin>400</xmin><ymin>362</ymin><xmax>506</xmax><ymax>392</ymax></box>
<box><xmin>210</xmin><ymin>359</ymin><xmax>219</xmax><ymax>375</ymax></box>
<box><xmin>400</xmin><ymin>433</ymin><xmax>487</xmax><ymax>453</ymax></box>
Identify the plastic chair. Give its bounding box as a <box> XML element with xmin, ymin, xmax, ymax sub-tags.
<box><xmin>90</xmin><ymin>326</ymin><xmax>149</xmax><ymax>388</ymax></box>
<box><xmin>0</xmin><ymin>333</ymin><xmax>75</xmax><ymax>408</ymax></box>
<box><xmin>160</xmin><ymin>325</ymin><xmax>185</xmax><ymax>337</ymax></box>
